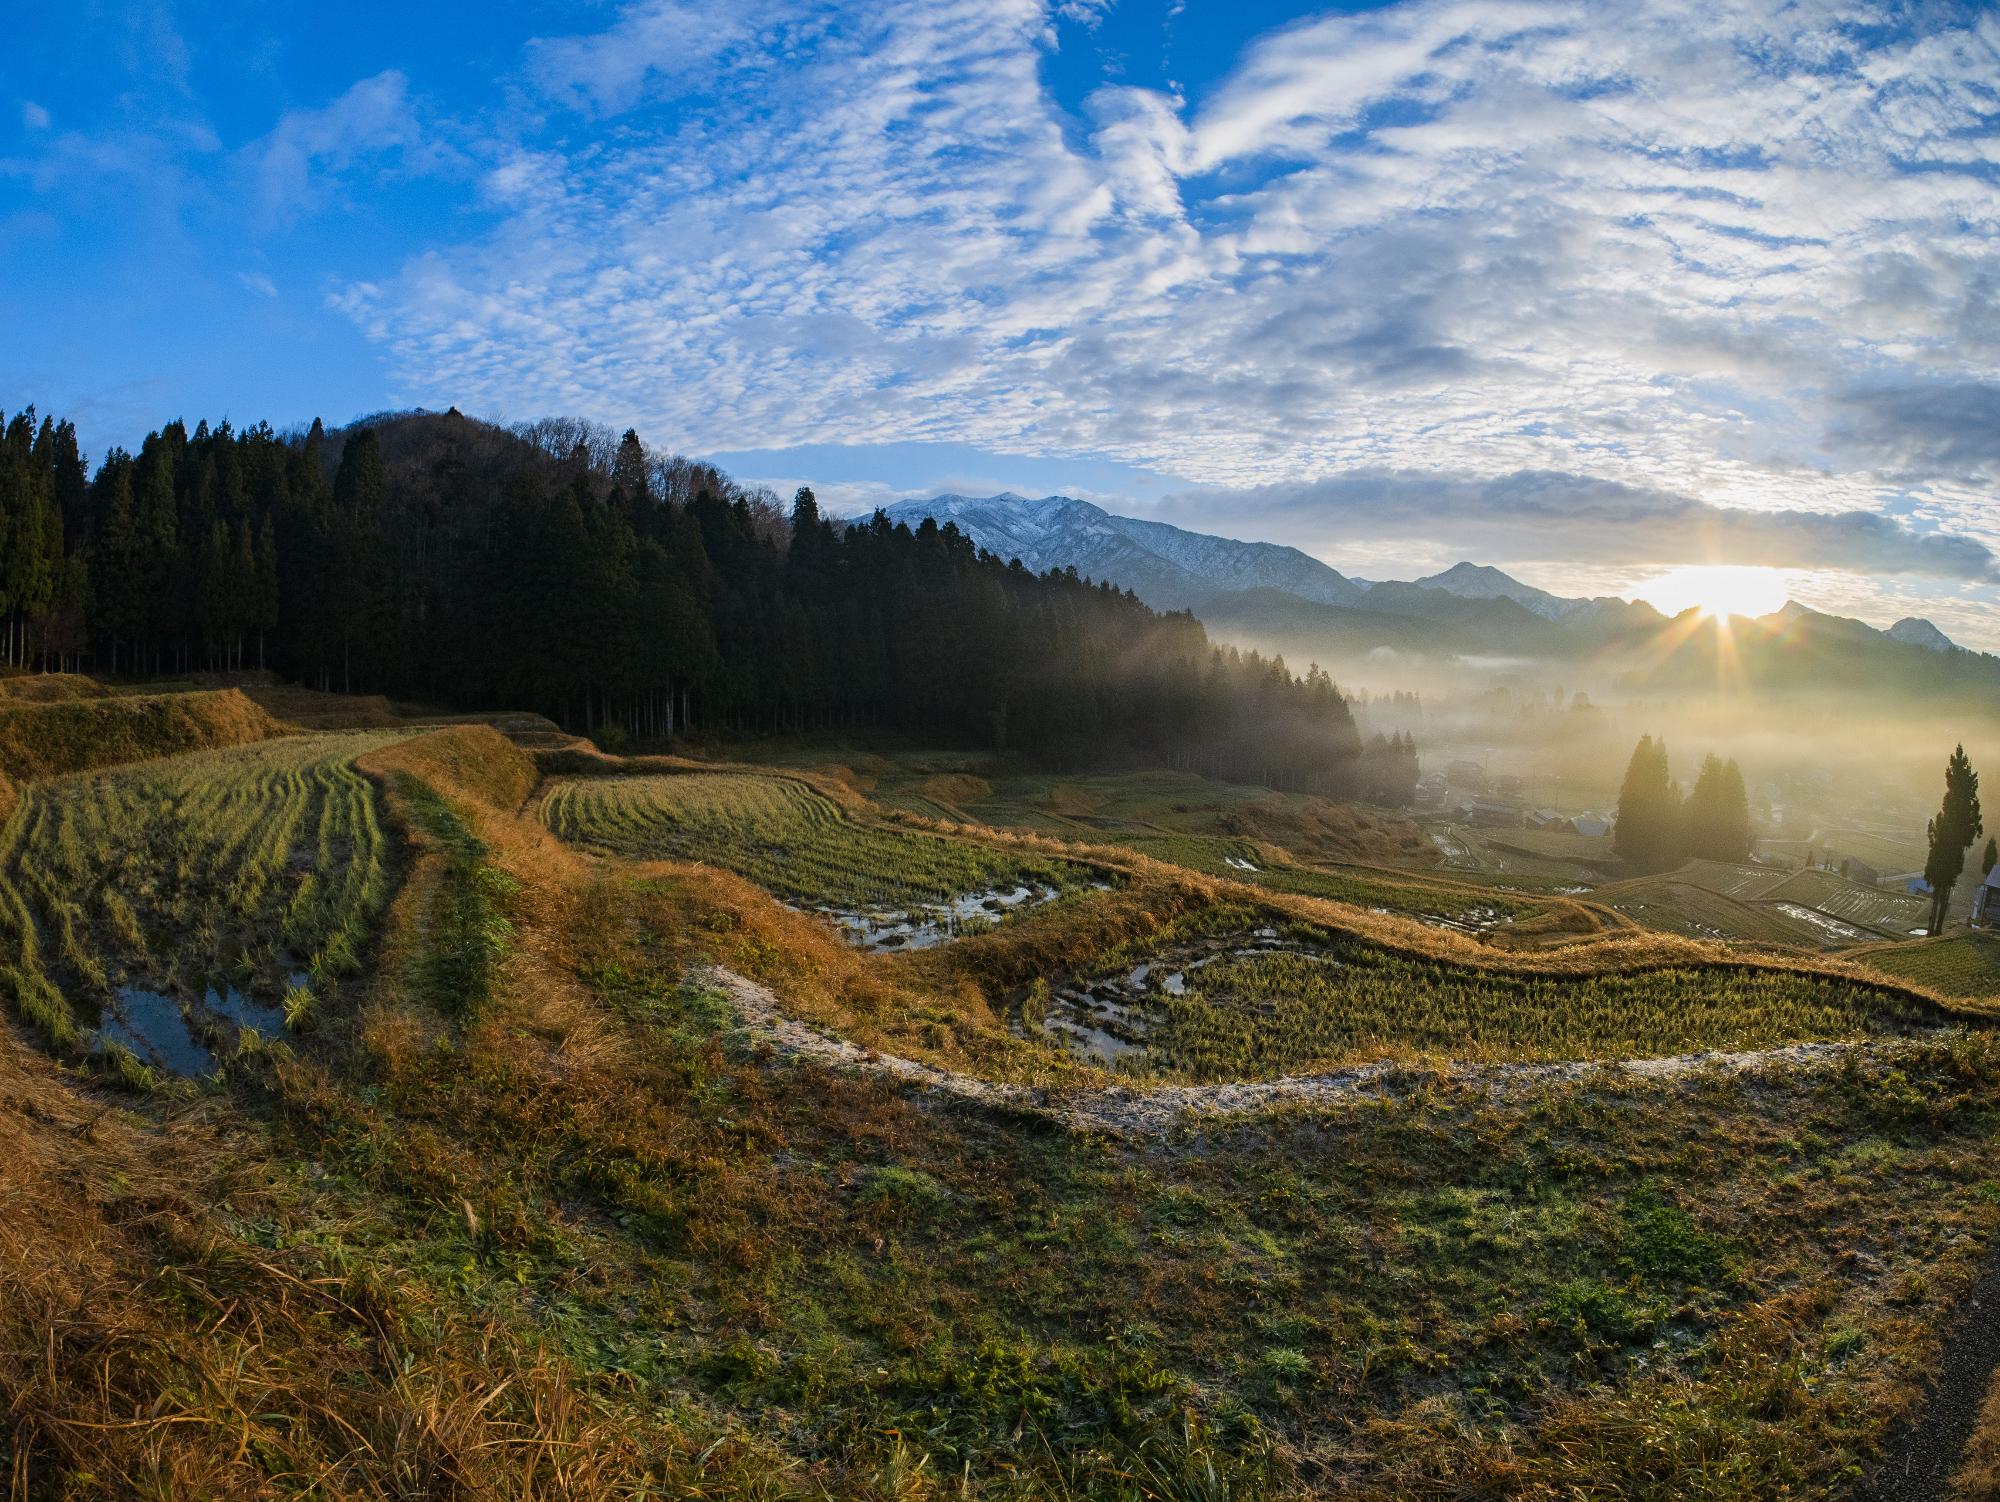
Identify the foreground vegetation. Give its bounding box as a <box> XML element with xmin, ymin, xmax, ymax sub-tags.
<box><xmin>1</xmin><ymin>689</ymin><xmax>1998</xmax><ymax>1498</ymax></box>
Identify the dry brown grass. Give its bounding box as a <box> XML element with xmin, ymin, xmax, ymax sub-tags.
<box><xmin>0</xmin><ymin>673</ymin><xmax>111</xmax><ymax>704</ymax></box>
<box><xmin>363</xmin><ymin>723</ymin><xmax>541</xmax><ymax>817</ymax></box>
<box><xmin>0</xmin><ymin>1021</ymin><xmax>655</xmax><ymax>1499</ymax></box>
<box><xmin>1221</xmin><ymin>791</ymin><xmax>1439</xmax><ymax>867</ymax></box>
<box><xmin>915</xmin><ymin>772</ymin><xmax>993</xmax><ymax>806</ymax></box>
<box><xmin>242</xmin><ymin>683</ymin><xmax>407</xmax><ymax>728</ymax></box>
<box><xmin>1953</xmin><ymin>1369</ymin><xmax>2000</xmax><ymax>1499</ymax></box>
<box><xmin>1039</xmin><ymin>783</ymin><xmax>1107</xmax><ymax>818</ymax></box>
<box><xmin>0</xmin><ymin>687</ymin><xmax>282</xmax><ymax>783</ymax></box>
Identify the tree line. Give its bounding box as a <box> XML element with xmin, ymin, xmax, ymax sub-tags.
<box><xmin>1612</xmin><ymin>736</ymin><xmax>1753</xmax><ymax>871</ymax></box>
<box><xmin>0</xmin><ymin>404</ymin><xmax>1418</xmax><ymax>801</ymax></box>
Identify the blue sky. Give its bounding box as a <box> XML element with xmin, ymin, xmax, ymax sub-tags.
<box><xmin>5</xmin><ymin>1</ymin><xmax>2000</xmax><ymax>643</ymax></box>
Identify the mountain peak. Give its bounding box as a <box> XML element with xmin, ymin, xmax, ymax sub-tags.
<box><xmin>1414</xmin><ymin>561</ymin><xmax>1569</xmax><ymax>620</ymax></box>
<box><xmin>876</xmin><ymin>494</ymin><xmax>1366</xmax><ymax>611</ymax></box>
<box><xmin>1888</xmin><ymin>616</ymin><xmax>1956</xmax><ymax>652</ymax></box>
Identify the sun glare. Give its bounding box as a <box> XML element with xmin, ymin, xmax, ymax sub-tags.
<box><xmin>1638</xmin><ymin>564</ymin><xmax>1791</xmax><ymax>621</ymax></box>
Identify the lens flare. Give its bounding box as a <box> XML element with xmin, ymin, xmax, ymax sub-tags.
<box><xmin>1637</xmin><ymin>565</ymin><xmax>1791</xmax><ymax>621</ymax></box>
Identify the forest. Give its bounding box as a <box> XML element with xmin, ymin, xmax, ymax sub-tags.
<box><xmin>0</xmin><ymin>404</ymin><xmax>1416</xmax><ymax>800</ymax></box>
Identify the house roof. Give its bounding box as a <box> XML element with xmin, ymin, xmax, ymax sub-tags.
<box><xmin>1983</xmin><ymin>865</ymin><xmax>2000</xmax><ymax>890</ymax></box>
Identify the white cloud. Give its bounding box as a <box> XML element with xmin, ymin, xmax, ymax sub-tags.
<box><xmin>21</xmin><ymin>101</ymin><xmax>50</xmax><ymax>131</ymax></box>
<box><xmin>237</xmin><ymin>269</ymin><xmax>278</xmax><ymax>297</ymax></box>
<box><xmin>251</xmin><ymin>70</ymin><xmax>422</xmax><ymax>223</ymax></box>
<box><xmin>338</xmin><ymin>0</ymin><xmax>2000</xmax><ymax>617</ymax></box>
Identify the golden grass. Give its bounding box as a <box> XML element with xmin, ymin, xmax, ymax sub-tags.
<box><xmin>915</xmin><ymin>772</ymin><xmax>994</xmax><ymax>806</ymax></box>
<box><xmin>0</xmin><ymin>672</ymin><xmax>112</xmax><ymax>704</ymax></box>
<box><xmin>1953</xmin><ymin>1367</ymin><xmax>2000</xmax><ymax>1499</ymax></box>
<box><xmin>0</xmin><ymin>687</ymin><xmax>282</xmax><ymax>782</ymax></box>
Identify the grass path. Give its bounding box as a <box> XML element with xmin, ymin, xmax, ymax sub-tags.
<box><xmin>701</xmin><ymin>964</ymin><xmax>1925</xmax><ymax>1137</ymax></box>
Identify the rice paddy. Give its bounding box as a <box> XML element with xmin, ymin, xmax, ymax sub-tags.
<box><xmin>1857</xmin><ymin>930</ymin><xmax>2000</xmax><ymax>1001</ymax></box>
<box><xmin>0</xmin><ymin>730</ymin><xmax>409</xmax><ymax>1066</ymax></box>
<box><xmin>1028</xmin><ymin>921</ymin><xmax>1948</xmax><ymax>1080</ymax></box>
<box><xmin>1104</xmin><ymin>831</ymin><xmax>1533</xmax><ymax>929</ymax></box>
<box><xmin>540</xmin><ymin>772</ymin><xmax>1099</xmax><ymax>944</ymax></box>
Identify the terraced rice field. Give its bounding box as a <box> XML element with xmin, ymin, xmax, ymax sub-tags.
<box><xmin>1858</xmin><ymin>931</ymin><xmax>2000</xmax><ymax>1001</ymax></box>
<box><xmin>1078</xmin><ymin>831</ymin><xmax>1535</xmax><ymax>931</ymax></box>
<box><xmin>0</xmin><ymin>730</ymin><xmax>409</xmax><ymax>1067</ymax></box>
<box><xmin>1030</xmin><ymin>922</ymin><xmax>1946</xmax><ymax>1080</ymax></box>
<box><xmin>1764</xmin><ymin>867</ymin><xmax>1930</xmax><ymax>936</ymax></box>
<box><xmin>1670</xmin><ymin>859</ymin><xmax>1795</xmax><ymax>901</ymax></box>
<box><xmin>1600</xmin><ymin>877</ymin><xmax>1830</xmax><ymax>946</ymax></box>
<box><xmin>541</xmin><ymin>773</ymin><xmax>1097</xmax><ymax>942</ymax></box>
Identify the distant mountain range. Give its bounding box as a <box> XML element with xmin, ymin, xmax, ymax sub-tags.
<box><xmin>873</xmin><ymin>492</ymin><xmax>1988</xmax><ymax>703</ymax></box>
<box><xmin>877</xmin><ymin>493</ymin><xmax>1368</xmax><ymax>610</ymax></box>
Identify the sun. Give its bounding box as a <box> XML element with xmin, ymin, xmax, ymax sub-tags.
<box><xmin>1638</xmin><ymin>564</ymin><xmax>1791</xmax><ymax>621</ymax></box>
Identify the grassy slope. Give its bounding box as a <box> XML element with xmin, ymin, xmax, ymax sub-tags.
<box><xmin>4</xmin><ymin>712</ymin><xmax>2000</xmax><ymax>1496</ymax></box>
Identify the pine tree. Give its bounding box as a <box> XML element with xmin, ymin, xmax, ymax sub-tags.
<box><xmin>93</xmin><ymin>457</ymin><xmax>145</xmax><ymax>674</ymax></box>
<box><xmin>1683</xmin><ymin>753</ymin><xmax>1752</xmax><ymax>861</ymax></box>
<box><xmin>1614</xmin><ymin>736</ymin><xmax>1681</xmax><ymax>872</ymax></box>
<box><xmin>1923</xmin><ymin>745</ymin><xmax>1982</xmax><ymax>935</ymax></box>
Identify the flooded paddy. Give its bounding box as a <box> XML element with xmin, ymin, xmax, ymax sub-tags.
<box><xmin>92</xmin><ymin>977</ymin><xmax>296</xmax><ymax>1077</ymax></box>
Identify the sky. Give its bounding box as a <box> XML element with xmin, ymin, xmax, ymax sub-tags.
<box><xmin>4</xmin><ymin>1</ymin><xmax>2000</xmax><ymax>643</ymax></box>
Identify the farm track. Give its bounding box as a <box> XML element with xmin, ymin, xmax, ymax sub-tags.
<box><xmin>700</xmin><ymin>964</ymin><xmax>1892</xmax><ymax>1137</ymax></box>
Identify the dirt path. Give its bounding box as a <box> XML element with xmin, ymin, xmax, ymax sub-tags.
<box><xmin>1861</xmin><ymin>1250</ymin><xmax>2000</xmax><ymax>1502</ymax></box>
<box><xmin>699</xmin><ymin>965</ymin><xmax>1879</xmax><ymax>1137</ymax></box>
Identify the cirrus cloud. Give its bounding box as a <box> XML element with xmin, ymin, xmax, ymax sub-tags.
<box><xmin>335</xmin><ymin>0</ymin><xmax>2000</xmax><ymax>618</ymax></box>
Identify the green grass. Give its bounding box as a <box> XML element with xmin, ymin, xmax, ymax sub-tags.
<box><xmin>540</xmin><ymin>771</ymin><xmax>1097</xmax><ymax>914</ymax></box>
<box><xmin>397</xmin><ymin>773</ymin><xmax>517</xmax><ymax>1016</ymax></box>
<box><xmin>1058</xmin><ymin>915</ymin><xmax>1945</xmax><ymax>1081</ymax></box>
<box><xmin>0</xmin><ymin>730</ymin><xmax>407</xmax><ymax>1053</ymax></box>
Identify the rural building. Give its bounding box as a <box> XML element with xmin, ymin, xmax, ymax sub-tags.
<box><xmin>1975</xmin><ymin>868</ymin><xmax>2000</xmax><ymax>928</ymax></box>
<box><xmin>1446</xmin><ymin>759</ymin><xmax>1488</xmax><ymax>790</ymax></box>
<box><xmin>1839</xmin><ymin>858</ymin><xmax>1881</xmax><ymax>888</ymax></box>
<box><xmin>1572</xmin><ymin>814</ymin><xmax>1612</xmax><ymax>838</ymax></box>
<box><xmin>1525</xmin><ymin>808</ymin><xmax>1575</xmax><ymax>832</ymax></box>
<box><xmin>1454</xmin><ymin>799</ymin><xmax>1522</xmax><ymax>828</ymax></box>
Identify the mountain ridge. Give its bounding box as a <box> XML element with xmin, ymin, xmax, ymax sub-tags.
<box><xmin>869</xmin><ymin>493</ymin><xmax>1984</xmax><ymax>691</ymax></box>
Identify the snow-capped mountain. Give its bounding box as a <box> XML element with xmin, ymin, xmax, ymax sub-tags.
<box><xmin>874</xmin><ymin>494</ymin><xmax>1367</xmax><ymax>609</ymax></box>
<box><xmin>866</xmin><ymin>495</ymin><xmax>1989</xmax><ymax>688</ymax></box>
<box><xmin>1413</xmin><ymin>561</ymin><xmax>1571</xmax><ymax>620</ymax></box>
<box><xmin>1887</xmin><ymin>616</ymin><xmax>1957</xmax><ymax>652</ymax></box>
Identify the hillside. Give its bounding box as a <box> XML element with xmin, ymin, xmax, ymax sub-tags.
<box><xmin>3</xmin><ymin>683</ymin><xmax>1999</xmax><ymax>1498</ymax></box>
<box><xmin>8</xmin><ymin>403</ymin><xmax>1408</xmax><ymax>800</ymax></box>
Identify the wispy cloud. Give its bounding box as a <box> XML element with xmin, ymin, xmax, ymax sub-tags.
<box><xmin>335</xmin><ymin>0</ymin><xmax>2000</xmax><ymax>596</ymax></box>
<box><xmin>249</xmin><ymin>70</ymin><xmax>423</xmax><ymax>225</ymax></box>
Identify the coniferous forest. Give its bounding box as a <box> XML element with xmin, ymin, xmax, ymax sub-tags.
<box><xmin>0</xmin><ymin>404</ymin><xmax>1415</xmax><ymax>799</ymax></box>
